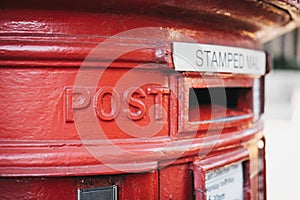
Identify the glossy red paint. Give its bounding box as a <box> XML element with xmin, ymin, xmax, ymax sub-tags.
<box><xmin>160</xmin><ymin>163</ymin><xmax>194</xmax><ymax>200</ymax></box>
<box><xmin>0</xmin><ymin>172</ymin><xmax>159</xmax><ymax>200</ymax></box>
<box><xmin>0</xmin><ymin>1</ymin><xmax>299</xmax><ymax>200</ymax></box>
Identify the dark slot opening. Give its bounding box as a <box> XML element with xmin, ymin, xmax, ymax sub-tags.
<box><xmin>189</xmin><ymin>87</ymin><xmax>252</xmax><ymax>122</ymax></box>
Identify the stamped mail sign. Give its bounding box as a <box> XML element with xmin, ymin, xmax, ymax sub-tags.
<box><xmin>173</xmin><ymin>42</ymin><xmax>266</xmax><ymax>75</ymax></box>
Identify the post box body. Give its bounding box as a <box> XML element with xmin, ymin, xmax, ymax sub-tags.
<box><xmin>1</xmin><ymin>1</ymin><xmax>299</xmax><ymax>199</ymax></box>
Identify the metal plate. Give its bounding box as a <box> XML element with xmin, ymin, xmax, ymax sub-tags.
<box><xmin>173</xmin><ymin>42</ymin><xmax>266</xmax><ymax>75</ymax></box>
<box><xmin>205</xmin><ymin>162</ymin><xmax>243</xmax><ymax>200</ymax></box>
<box><xmin>78</xmin><ymin>185</ymin><xmax>117</xmax><ymax>200</ymax></box>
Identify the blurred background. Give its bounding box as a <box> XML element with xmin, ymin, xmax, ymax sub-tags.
<box><xmin>264</xmin><ymin>28</ymin><xmax>300</xmax><ymax>199</ymax></box>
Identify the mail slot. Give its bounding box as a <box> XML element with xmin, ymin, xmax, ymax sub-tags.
<box><xmin>189</xmin><ymin>87</ymin><xmax>252</xmax><ymax>121</ymax></box>
<box><xmin>178</xmin><ymin>76</ymin><xmax>256</xmax><ymax>132</ymax></box>
<box><xmin>189</xmin><ymin>86</ymin><xmax>252</xmax><ymax>119</ymax></box>
<box><xmin>1</xmin><ymin>0</ymin><xmax>299</xmax><ymax>199</ymax></box>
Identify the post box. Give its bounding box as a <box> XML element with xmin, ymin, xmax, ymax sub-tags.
<box><xmin>0</xmin><ymin>1</ymin><xmax>299</xmax><ymax>199</ymax></box>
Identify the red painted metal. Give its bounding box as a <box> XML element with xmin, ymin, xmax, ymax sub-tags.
<box><xmin>193</xmin><ymin>148</ymin><xmax>251</xmax><ymax>199</ymax></box>
<box><xmin>0</xmin><ymin>0</ymin><xmax>299</xmax><ymax>200</ymax></box>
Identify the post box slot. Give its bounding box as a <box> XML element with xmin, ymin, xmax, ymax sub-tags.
<box><xmin>188</xmin><ymin>87</ymin><xmax>252</xmax><ymax>123</ymax></box>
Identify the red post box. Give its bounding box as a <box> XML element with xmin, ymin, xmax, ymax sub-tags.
<box><xmin>0</xmin><ymin>1</ymin><xmax>299</xmax><ymax>199</ymax></box>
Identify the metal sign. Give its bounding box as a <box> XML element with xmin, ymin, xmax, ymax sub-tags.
<box><xmin>205</xmin><ymin>162</ymin><xmax>244</xmax><ymax>200</ymax></box>
<box><xmin>173</xmin><ymin>42</ymin><xmax>266</xmax><ymax>75</ymax></box>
